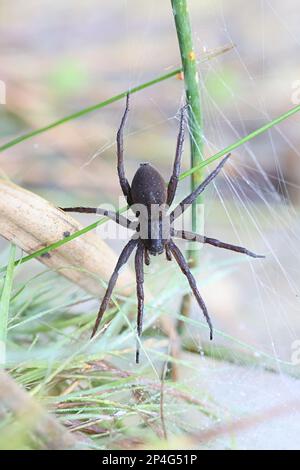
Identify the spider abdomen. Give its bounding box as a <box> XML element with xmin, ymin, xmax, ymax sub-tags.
<box><xmin>131</xmin><ymin>163</ymin><xmax>167</xmax><ymax>209</ymax></box>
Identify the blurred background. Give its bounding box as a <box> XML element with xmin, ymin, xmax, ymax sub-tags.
<box><xmin>1</xmin><ymin>0</ymin><xmax>300</xmax><ymax>450</ymax></box>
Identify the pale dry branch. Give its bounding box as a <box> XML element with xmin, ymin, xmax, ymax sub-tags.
<box><xmin>0</xmin><ymin>178</ymin><xmax>134</xmax><ymax>297</ymax></box>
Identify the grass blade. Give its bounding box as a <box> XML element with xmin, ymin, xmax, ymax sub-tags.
<box><xmin>0</xmin><ymin>45</ymin><xmax>233</xmax><ymax>154</ymax></box>
<box><xmin>0</xmin><ymin>72</ymin><xmax>179</xmax><ymax>153</ymax></box>
<box><xmin>0</xmin><ymin>244</ymin><xmax>16</xmax><ymax>365</ymax></box>
<box><xmin>180</xmin><ymin>103</ymin><xmax>300</xmax><ymax>180</ymax></box>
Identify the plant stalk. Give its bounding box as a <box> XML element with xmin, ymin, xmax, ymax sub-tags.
<box><xmin>171</xmin><ymin>0</ymin><xmax>204</xmax><ymax>268</ymax></box>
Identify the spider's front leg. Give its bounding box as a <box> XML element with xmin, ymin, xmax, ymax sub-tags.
<box><xmin>117</xmin><ymin>93</ymin><xmax>133</xmax><ymax>206</ymax></box>
<box><xmin>91</xmin><ymin>237</ymin><xmax>138</xmax><ymax>338</ymax></box>
<box><xmin>166</xmin><ymin>104</ymin><xmax>187</xmax><ymax>207</ymax></box>
<box><xmin>170</xmin><ymin>153</ymin><xmax>231</xmax><ymax>223</ymax></box>
<box><xmin>168</xmin><ymin>239</ymin><xmax>213</xmax><ymax>340</ymax></box>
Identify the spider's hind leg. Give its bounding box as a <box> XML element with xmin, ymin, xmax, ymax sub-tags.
<box><xmin>135</xmin><ymin>243</ymin><xmax>145</xmax><ymax>363</ymax></box>
<box><xmin>168</xmin><ymin>239</ymin><xmax>213</xmax><ymax>340</ymax></box>
<box><xmin>91</xmin><ymin>237</ymin><xmax>138</xmax><ymax>338</ymax></box>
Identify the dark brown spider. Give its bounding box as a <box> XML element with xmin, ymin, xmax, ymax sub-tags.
<box><xmin>61</xmin><ymin>94</ymin><xmax>264</xmax><ymax>363</ymax></box>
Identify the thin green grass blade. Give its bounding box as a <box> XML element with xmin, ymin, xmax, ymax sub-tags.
<box><xmin>0</xmin><ymin>70</ymin><xmax>179</xmax><ymax>153</ymax></box>
<box><xmin>180</xmin><ymin>103</ymin><xmax>300</xmax><ymax>180</ymax></box>
<box><xmin>0</xmin><ymin>244</ymin><xmax>16</xmax><ymax>365</ymax></box>
<box><xmin>0</xmin><ymin>45</ymin><xmax>233</xmax><ymax>154</ymax></box>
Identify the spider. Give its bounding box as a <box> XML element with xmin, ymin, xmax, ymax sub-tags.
<box><xmin>61</xmin><ymin>94</ymin><xmax>264</xmax><ymax>363</ymax></box>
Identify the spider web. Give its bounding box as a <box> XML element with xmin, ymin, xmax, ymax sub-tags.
<box><xmin>76</xmin><ymin>0</ymin><xmax>300</xmax><ymax>449</ymax></box>
<box><xmin>1</xmin><ymin>0</ymin><xmax>300</xmax><ymax>450</ymax></box>
<box><xmin>184</xmin><ymin>0</ymin><xmax>300</xmax><ymax>449</ymax></box>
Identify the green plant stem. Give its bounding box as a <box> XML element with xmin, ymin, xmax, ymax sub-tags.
<box><xmin>171</xmin><ymin>0</ymin><xmax>204</xmax><ymax>268</ymax></box>
<box><xmin>0</xmin><ymin>244</ymin><xmax>16</xmax><ymax>359</ymax></box>
<box><xmin>1</xmin><ymin>103</ymin><xmax>300</xmax><ymax>274</ymax></box>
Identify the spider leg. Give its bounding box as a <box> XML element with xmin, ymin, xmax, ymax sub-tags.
<box><xmin>91</xmin><ymin>237</ymin><xmax>138</xmax><ymax>338</ymax></box>
<box><xmin>144</xmin><ymin>247</ymin><xmax>150</xmax><ymax>266</ymax></box>
<box><xmin>170</xmin><ymin>153</ymin><xmax>231</xmax><ymax>223</ymax></box>
<box><xmin>165</xmin><ymin>244</ymin><xmax>172</xmax><ymax>261</ymax></box>
<box><xmin>168</xmin><ymin>239</ymin><xmax>213</xmax><ymax>340</ymax></box>
<box><xmin>135</xmin><ymin>242</ymin><xmax>145</xmax><ymax>363</ymax></box>
<box><xmin>117</xmin><ymin>93</ymin><xmax>133</xmax><ymax>205</ymax></box>
<box><xmin>173</xmin><ymin>230</ymin><xmax>265</xmax><ymax>259</ymax></box>
<box><xmin>166</xmin><ymin>104</ymin><xmax>187</xmax><ymax>207</ymax></box>
<box><xmin>60</xmin><ymin>207</ymin><xmax>136</xmax><ymax>230</ymax></box>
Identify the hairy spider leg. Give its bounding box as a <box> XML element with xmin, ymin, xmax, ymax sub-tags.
<box><xmin>91</xmin><ymin>238</ymin><xmax>138</xmax><ymax>338</ymax></box>
<box><xmin>60</xmin><ymin>207</ymin><xmax>135</xmax><ymax>230</ymax></box>
<box><xmin>144</xmin><ymin>247</ymin><xmax>151</xmax><ymax>266</ymax></box>
<box><xmin>117</xmin><ymin>93</ymin><xmax>133</xmax><ymax>205</ymax></box>
<box><xmin>173</xmin><ymin>230</ymin><xmax>265</xmax><ymax>259</ymax></box>
<box><xmin>165</xmin><ymin>244</ymin><xmax>172</xmax><ymax>261</ymax></box>
<box><xmin>170</xmin><ymin>153</ymin><xmax>231</xmax><ymax>223</ymax></box>
<box><xmin>168</xmin><ymin>239</ymin><xmax>213</xmax><ymax>340</ymax></box>
<box><xmin>135</xmin><ymin>243</ymin><xmax>145</xmax><ymax>363</ymax></box>
<box><xmin>166</xmin><ymin>104</ymin><xmax>187</xmax><ymax>207</ymax></box>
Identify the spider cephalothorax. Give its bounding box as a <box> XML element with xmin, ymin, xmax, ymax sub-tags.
<box><xmin>61</xmin><ymin>94</ymin><xmax>264</xmax><ymax>363</ymax></box>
